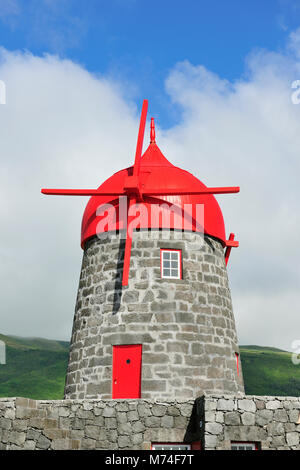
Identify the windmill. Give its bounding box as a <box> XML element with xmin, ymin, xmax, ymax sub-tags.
<box><xmin>42</xmin><ymin>99</ymin><xmax>239</xmax><ymax>287</ymax></box>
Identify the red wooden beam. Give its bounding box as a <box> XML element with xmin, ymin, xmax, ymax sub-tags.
<box><xmin>122</xmin><ymin>100</ymin><xmax>148</xmax><ymax>286</ymax></box>
<box><xmin>225</xmin><ymin>233</ymin><xmax>239</xmax><ymax>266</ymax></box>
<box><xmin>133</xmin><ymin>99</ymin><xmax>148</xmax><ymax>177</ymax></box>
<box><xmin>143</xmin><ymin>186</ymin><xmax>240</xmax><ymax>196</ymax></box>
<box><xmin>41</xmin><ymin>185</ymin><xmax>240</xmax><ymax>197</ymax></box>
<box><xmin>41</xmin><ymin>189</ymin><xmax>123</xmax><ymax>196</ymax></box>
<box><xmin>122</xmin><ymin>197</ymin><xmax>135</xmax><ymax>287</ymax></box>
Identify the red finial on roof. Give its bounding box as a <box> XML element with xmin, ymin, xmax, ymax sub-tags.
<box><xmin>150</xmin><ymin>117</ymin><xmax>156</xmax><ymax>143</ymax></box>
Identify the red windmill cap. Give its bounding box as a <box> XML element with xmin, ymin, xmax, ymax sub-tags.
<box><xmin>81</xmin><ymin>129</ymin><xmax>227</xmax><ymax>248</ymax></box>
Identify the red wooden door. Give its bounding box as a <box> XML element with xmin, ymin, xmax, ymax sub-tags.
<box><xmin>112</xmin><ymin>344</ymin><xmax>142</xmax><ymax>398</ymax></box>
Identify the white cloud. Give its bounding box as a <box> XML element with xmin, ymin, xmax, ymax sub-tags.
<box><xmin>162</xmin><ymin>34</ymin><xmax>300</xmax><ymax>352</ymax></box>
<box><xmin>0</xmin><ymin>48</ymin><xmax>138</xmax><ymax>340</ymax></box>
<box><xmin>0</xmin><ymin>30</ymin><xmax>300</xmax><ymax>351</ymax></box>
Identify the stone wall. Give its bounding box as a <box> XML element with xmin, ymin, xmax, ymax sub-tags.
<box><xmin>65</xmin><ymin>230</ymin><xmax>244</xmax><ymax>400</ymax></box>
<box><xmin>0</xmin><ymin>397</ymin><xmax>199</xmax><ymax>450</ymax></box>
<box><xmin>203</xmin><ymin>394</ymin><xmax>300</xmax><ymax>450</ymax></box>
<box><xmin>2</xmin><ymin>395</ymin><xmax>300</xmax><ymax>450</ymax></box>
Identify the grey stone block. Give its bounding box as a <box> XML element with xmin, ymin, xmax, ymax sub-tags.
<box><xmin>241</xmin><ymin>412</ymin><xmax>255</xmax><ymax>426</ymax></box>
<box><xmin>127</xmin><ymin>411</ymin><xmax>139</xmax><ymax>422</ymax></box>
<box><xmin>273</xmin><ymin>409</ymin><xmax>288</xmax><ymax>423</ymax></box>
<box><xmin>255</xmin><ymin>409</ymin><xmax>273</xmax><ymax>426</ymax></box>
<box><xmin>137</xmin><ymin>404</ymin><xmax>151</xmax><ymax>418</ymax></box>
<box><xmin>266</xmin><ymin>400</ymin><xmax>282</xmax><ymax>410</ymax></box>
<box><xmin>217</xmin><ymin>399</ymin><xmax>235</xmax><ymax>412</ymax></box>
<box><xmin>36</xmin><ymin>434</ymin><xmax>51</xmax><ymax>450</ymax></box>
<box><xmin>286</xmin><ymin>432</ymin><xmax>299</xmax><ymax>447</ymax></box>
<box><xmin>8</xmin><ymin>431</ymin><xmax>26</xmax><ymax>446</ymax></box>
<box><xmin>205</xmin><ymin>434</ymin><xmax>218</xmax><ymax>447</ymax></box>
<box><xmin>118</xmin><ymin>435</ymin><xmax>131</xmax><ymax>448</ymax></box>
<box><xmin>224</xmin><ymin>412</ymin><xmax>240</xmax><ymax>426</ymax></box>
<box><xmin>118</xmin><ymin>422</ymin><xmax>132</xmax><ymax>435</ymax></box>
<box><xmin>102</xmin><ymin>407</ymin><xmax>116</xmax><ymax>418</ymax></box>
<box><xmin>206</xmin><ymin>422</ymin><xmax>223</xmax><ymax>435</ymax></box>
<box><xmin>238</xmin><ymin>399</ymin><xmax>256</xmax><ymax>413</ymax></box>
<box><xmin>161</xmin><ymin>415</ymin><xmax>174</xmax><ymax>428</ymax></box>
<box><xmin>152</xmin><ymin>405</ymin><xmax>167</xmax><ymax>417</ymax></box>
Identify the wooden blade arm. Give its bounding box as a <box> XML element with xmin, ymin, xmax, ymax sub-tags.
<box><xmin>143</xmin><ymin>186</ymin><xmax>240</xmax><ymax>196</ymax></box>
<box><xmin>225</xmin><ymin>233</ymin><xmax>239</xmax><ymax>266</ymax></box>
<box><xmin>41</xmin><ymin>189</ymin><xmax>124</xmax><ymax>196</ymax></box>
<box><xmin>133</xmin><ymin>99</ymin><xmax>148</xmax><ymax>177</ymax></box>
<box><xmin>122</xmin><ymin>197</ymin><xmax>135</xmax><ymax>287</ymax></box>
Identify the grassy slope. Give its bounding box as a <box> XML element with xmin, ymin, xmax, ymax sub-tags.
<box><xmin>0</xmin><ymin>335</ymin><xmax>300</xmax><ymax>399</ymax></box>
<box><xmin>0</xmin><ymin>334</ymin><xmax>69</xmax><ymax>399</ymax></box>
<box><xmin>240</xmin><ymin>345</ymin><xmax>300</xmax><ymax>396</ymax></box>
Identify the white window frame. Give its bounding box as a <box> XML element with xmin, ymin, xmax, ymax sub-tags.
<box><xmin>160</xmin><ymin>249</ymin><xmax>182</xmax><ymax>280</ymax></box>
<box><xmin>231</xmin><ymin>442</ymin><xmax>257</xmax><ymax>450</ymax></box>
<box><xmin>151</xmin><ymin>443</ymin><xmax>191</xmax><ymax>450</ymax></box>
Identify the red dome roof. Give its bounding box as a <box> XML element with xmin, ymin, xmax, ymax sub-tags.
<box><xmin>81</xmin><ymin>142</ymin><xmax>226</xmax><ymax>248</ymax></box>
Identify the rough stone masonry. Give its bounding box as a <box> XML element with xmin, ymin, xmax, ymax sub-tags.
<box><xmin>64</xmin><ymin>230</ymin><xmax>244</xmax><ymax>400</ymax></box>
<box><xmin>1</xmin><ymin>395</ymin><xmax>300</xmax><ymax>450</ymax></box>
<box><xmin>0</xmin><ymin>397</ymin><xmax>199</xmax><ymax>450</ymax></box>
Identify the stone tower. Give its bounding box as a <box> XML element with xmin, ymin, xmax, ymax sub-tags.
<box><xmin>44</xmin><ymin>102</ymin><xmax>244</xmax><ymax>401</ymax></box>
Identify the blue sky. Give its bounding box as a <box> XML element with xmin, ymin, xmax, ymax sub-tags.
<box><xmin>1</xmin><ymin>0</ymin><xmax>300</xmax><ymax>127</ymax></box>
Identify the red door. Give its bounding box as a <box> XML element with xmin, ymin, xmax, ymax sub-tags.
<box><xmin>112</xmin><ymin>344</ymin><xmax>142</xmax><ymax>398</ymax></box>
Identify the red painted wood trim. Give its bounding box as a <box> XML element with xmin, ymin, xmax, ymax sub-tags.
<box><xmin>41</xmin><ymin>189</ymin><xmax>123</xmax><ymax>196</ymax></box>
<box><xmin>225</xmin><ymin>240</ymin><xmax>239</xmax><ymax>248</ymax></box>
<box><xmin>42</xmin><ymin>186</ymin><xmax>239</xmax><ymax>197</ymax></box>
<box><xmin>225</xmin><ymin>233</ymin><xmax>239</xmax><ymax>266</ymax></box>
<box><xmin>133</xmin><ymin>99</ymin><xmax>148</xmax><ymax>178</ymax></box>
<box><xmin>160</xmin><ymin>249</ymin><xmax>182</xmax><ymax>280</ymax></box>
<box><xmin>122</xmin><ymin>196</ymin><xmax>135</xmax><ymax>286</ymax></box>
<box><xmin>112</xmin><ymin>344</ymin><xmax>142</xmax><ymax>399</ymax></box>
<box><xmin>235</xmin><ymin>352</ymin><xmax>239</xmax><ymax>376</ymax></box>
<box><xmin>122</xmin><ymin>100</ymin><xmax>148</xmax><ymax>286</ymax></box>
<box><xmin>191</xmin><ymin>441</ymin><xmax>202</xmax><ymax>450</ymax></box>
<box><xmin>144</xmin><ymin>186</ymin><xmax>240</xmax><ymax>195</ymax></box>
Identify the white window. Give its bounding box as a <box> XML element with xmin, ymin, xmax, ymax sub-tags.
<box><xmin>151</xmin><ymin>443</ymin><xmax>191</xmax><ymax>450</ymax></box>
<box><xmin>231</xmin><ymin>442</ymin><xmax>256</xmax><ymax>450</ymax></box>
<box><xmin>161</xmin><ymin>249</ymin><xmax>181</xmax><ymax>279</ymax></box>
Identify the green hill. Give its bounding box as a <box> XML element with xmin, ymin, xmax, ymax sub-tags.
<box><xmin>0</xmin><ymin>335</ymin><xmax>300</xmax><ymax>399</ymax></box>
<box><xmin>240</xmin><ymin>345</ymin><xmax>300</xmax><ymax>396</ymax></box>
<box><xmin>0</xmin><ymin>334</ymin><xmax>69</xmax><ymax>399</ymax></box>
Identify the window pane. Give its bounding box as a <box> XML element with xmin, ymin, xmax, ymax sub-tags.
<box><xmin>152</xmin><ymin>444</ymin><xmax>191</xmax><ymax>450</ymax></box>
<box><xmin>161</xmin><ymin>250</ymin><xmax>181</xmax><ymax>279</ymax></box>
<box><xmin>231</xmin><ymin>442</ymin><xmax>256</xmax><ymax>450</ymax></box>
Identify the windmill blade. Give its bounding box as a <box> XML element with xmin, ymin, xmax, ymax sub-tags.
<box><xmin>122</xmin><ymin>197</ymin><xmax>136</xmax><ymax>287</ymax></box>
<box><xmin>133</xmin><ymin>99</ymin><xmax>148</xmax><ymax>177</ymax></box>
<box><xmin>143</xmin><ymin>186</ymin><xmax>240</xmax><ymax>196</ymax></box>
<box><xmin>225</xmin><ymin>233</ymin><xmax>239</xmax><ymax>266</ymax></box>
<box><xmin>122</xmin><ymin>100</ymin><xmax>148</xmax><ymax>287</ymax></box>
<box><xmin>41</xmin><ymin>188</ymin><xmax>124</xmax><ymax>196</ymax></box>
